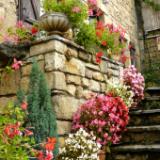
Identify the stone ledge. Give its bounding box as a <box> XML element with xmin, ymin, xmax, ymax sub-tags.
<box><xmin>30</xmin><ymin>35</ymin><xmax>123</xmax><ymax>67</ymax></box>
<box><xmin>111</xmin><ymin>144</ymin><xmax>160</xmax><ymax>152</ymax></box>
<box><xmin>130</xmin><ymin>109</ymin><xmax>160</xmax><ymax>115</ymax></box>
<box><xmin>127</xmin><ymin>125</ymin><xmax>160</xmax><ymax>132</ymax></box>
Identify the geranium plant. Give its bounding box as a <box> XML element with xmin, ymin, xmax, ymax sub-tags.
<box><xmin>106</xmin><ymin>81</ymin><xmax>134</xmax><ymax>108</ymax></box>
<box><xmin>57</xmin><ymin>128</ymin><xmax>101</xmax><ymax>160</ymax></box>
<box><xmin>72</xmin><ymin>94</ymin><xmax>129</xmax><ymax>146</ymax></box>
<box><xmin>123</xmin><ymin>65</ymin><xmax>145</xmax><ymax>107</ymax></box>
<box><xmin>2</xmin><ymin>21</ymin><xmax>38</xmax><ymax>45</ymax></box>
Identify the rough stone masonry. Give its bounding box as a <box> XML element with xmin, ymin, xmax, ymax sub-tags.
<box><xmin>0</xmin><ymin>35</ymin><xmax>123</xmax><ymax>146</ymax></box>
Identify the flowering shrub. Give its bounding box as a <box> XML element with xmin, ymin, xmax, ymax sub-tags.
<box><xmin>72</xmin><ymin>94</ymin><xmax>129</xmax><ymax>146</ymax></box>
<box><xmin>123</xmin><ymin>65</ymin><xmax>145</xmax><ymax>107</ymax></box>
<box><xmin>2</xmin><ymin>21</ymin><xmax>38</xmax><ymax>45</ymax></box>
<box><xmin>0</xmin><ymin>102</ymin><xmax>34</xmax><ymax>159</ymax></box>
<box><xmin>95</xmin><ymin>21</ymin><xmax>126</xmax><ymax>61</ymax></box>
<box><xmin>106</xmin><ymin>82</ymin><xmax>134</xmax><ymax>108</ymax></box>
<box><xmin>0</xmin><ymin>100</ymin><xmax>56</xmax><ymax>160</ymax></box>
<box><xmin>57</xmin><ymin>128</ymin><xmax>101</xmax><ymax>160</ymax></box>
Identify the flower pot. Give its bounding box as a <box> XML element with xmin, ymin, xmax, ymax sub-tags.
<box><xmin>38</xmin><ymin>13</ymin><xmax>70</xmax><ymax>36</ymax></box>
<box><xmin>98</xmin><ymin>149</ymin><xmax>106</xmax><ymax>160</ymax></box>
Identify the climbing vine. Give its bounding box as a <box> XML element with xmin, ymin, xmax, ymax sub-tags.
<box><xmin>143</xmin><ymin>0</ymin><xmax>160</xmax><ymax>11</ymax></box>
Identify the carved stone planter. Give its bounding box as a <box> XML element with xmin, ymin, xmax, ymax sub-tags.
<box><xmin>38</xmin><ymin>13</ymin><xmax>70</xmax><ymax>36</ymax></box>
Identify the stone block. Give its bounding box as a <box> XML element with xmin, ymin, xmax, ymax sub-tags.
<box><xmin>82</xmin><ymin>78</ymin><xmax>90</xmax><ymax>88</ymax></box>
<box><xmin>66</xmin><ymin>48</ymin><xmax>78</xmax><ymax>58</ymax></box>
<box><xmin>58</xmin><ymin>137</ymin><xmax>66</xmax><ymax>147</ymax></box>
<box><xmin>45</xmin><ymin>52</ymin><xmax>66</xmax><ymax>71</ymax></box>
<box><xmin>0</xmin><ymin>71</ymin><xmax>20</xmax><ymax>95</ymax></box>
<box><xmin>66</xmin><ymin>75</ymin><xmax>81</xmax><ymax>85</ymax></box>
<box><xmin>101</xmin><ymin>83</ymin><xmax>106</xmax><ymax>92</ymax></box>
<box><xmin>67</xmin><ymin>85</ymin><xmax>76</xmax><ymax>96</ymax></box>
<box><xmin>0</xmin><ymin>96</ymin><xmax>16</xmax><ymax>114</ymax></box>
<box><xmin>30</xmin><ymin>40</ymin><xmax>67</xmax><ymax>56</ymax></box>
<box><xmin>85</xmin><ymin>69</ymin><xmax>93</xmax><ymax>79</ymax></box>
<box><xmin>46</xmin><ymin>72</ymin><xmax>66</xmax><ymax>90</ymax></box>
<box><xmin>64</xmin><ymin>58</ymin><xmax>85</xmax><ymax>76</ymax></box>
<box><xmin>90</xmin><ymin>80</ymin><xmax>100</xmax><ymax>92</ymax></box>
<box><xmin>57</xmin><ymin>120</ymin><xmax>71</xmax><ymax>135</ymax></box>
<box><xmin>52</xmin><ymin>96</ymin><xmax>79</xmax><ymax>119</ymax></box>
<box><xmin>78</xmin><ymin>51</ymin><xmax>91</xmax><ymax>62</ymax></box>
<box><xmin>93</xmin><ymin>72</ymin><xmax>104</xmax><ymax>81</ymax></box>
<box><xmin>86</xmin><ymin>63</ymin><xmax>100</xmax><ymax>71</ymax></box>
<box><xmin>100</xmin><ymin>61</ymin><xmax>108</xmax><ymax>73</ymax></box>
<box><xmin>20</xmin><ymin>76</ymin><xmax>30</xmax><ymax>93</ymax></box>
<box><xmin>75</xmin><ymin>86</ymin><xmax>83</xmax><ymax>98</ymax></box>
<box><xmin>22</xmin><ymin>61</ymin><xmax>44</xmax><ymax>76</ymax></box>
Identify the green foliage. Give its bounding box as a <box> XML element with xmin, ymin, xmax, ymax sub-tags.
<box><xmin>143</xmin><ymin>0</ymin><xmax>160</xmax><ymax>11</ymax></box>
<box><xmin>0</xmin><ymin>102</ymin><xmax>35</xmax><ymax>160</ymax></box>
<box><xmin>43</xmin><ymin>0</ymin><xmax>88</xmax><ymax>28</ymax></box>
<box><xmin>27</xmin><ymin>61</ymin><xmax>59</xmax><ymax>156</ymax></box>
<box><xmin>75</xmin><ymin>22</ymin><xmax>97</xmax><ymax>52</ymax></box>
<box><xmin>143</xmin><ymin>63</ymin><xmax>160</xmax><ymax>87</ymax></box>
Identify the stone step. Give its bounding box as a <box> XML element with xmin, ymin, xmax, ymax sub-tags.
<box><xmin>121</xmin><ymin>125</ymin><xmax>160</xmax><ymax>145</ymax></box>
<box><xmin>129</xmin><ymin>109</ymin><xmax>160</xmax><ymax>126</ymax></box>
<box><xmin>107</xmin><ymin>144</ymin><xmax>160</xmax><ymax>160</ymax></box>
<box><xmin>139</xmin><ymin>97</ymin><xmax>160</xmax><ymax>109</ymax></box>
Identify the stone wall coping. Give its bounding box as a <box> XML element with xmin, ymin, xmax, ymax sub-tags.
<box><xmin>31</xmin><ymin>35</ymin><xmax>124</xmax><ymax>67</ymax></box>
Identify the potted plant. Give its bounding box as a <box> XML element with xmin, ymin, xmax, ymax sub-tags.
<box><xmin>39</xmin><ymin>0</ymin><xmax>88</xmax><ymax>35</ymax></box>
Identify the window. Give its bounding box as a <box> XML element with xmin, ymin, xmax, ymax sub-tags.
<box><xmin>17</xmin><ymin>0</ymin><xmax>40</xmax><ymax>24</ymax></box>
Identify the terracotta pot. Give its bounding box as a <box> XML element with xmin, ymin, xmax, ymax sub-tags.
<box><xmin>98</xmin><ymin>149</ymin><xmax>106</xmax><ymax>160</ymax></box>
<box><xmin>38</xmin><ymin>13</ymin><xmax>70</xmax><ymax>35</ymax></box>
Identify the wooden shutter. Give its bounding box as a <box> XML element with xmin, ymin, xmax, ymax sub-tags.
<box><xmin>17</xmin><ymin>0</ymin><xmax>40</xmax><ymax>24</ymax></box>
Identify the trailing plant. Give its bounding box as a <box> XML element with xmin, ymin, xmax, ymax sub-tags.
<box><xmin>72</xmin><ymin>94</ymin><xmax>129</xmax><ymax>146</ymax></box>
<box><xmin>27</xmin><ymin>61</ymin><xmax>59</xmax><ymax>157</ymax></box>
<box><xmin>106</xmin><ymin>82</ymin><xmax>134</xmax><ymax>108</ymax></box>
<box><xmin>2</xmin><ymin>21</ymin><xmax>38</xmax><ymax>45</ymax></box>
<box><xmin>75</xmin><ymin>22</ymin><xmax>97</xmax><ymax>52</ymax></box>
<box><xmin>57</xmin><ymin>128</ymin><xmax>101</xmax><ymax>160</ymax></box>
<box><xmin>123</xmin><ymin>65</ymin><xmax>145</xmax><ymax>107</ymax></box>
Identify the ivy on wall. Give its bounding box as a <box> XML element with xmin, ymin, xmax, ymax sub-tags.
<box><xmin>143</xmin><ymin>0</ymin><xmax>160</xmax><ymax>11</ymax></box>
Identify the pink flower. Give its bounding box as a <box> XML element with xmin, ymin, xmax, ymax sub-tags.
<box><xmin>21</xmin><ymin>101</ymin><xmax>28</xmax><ymax>110</ymax></box>
<box><xmin>12</xmin><ymin>58</ymin><xmax>23</xmax><ymax>70</ymax></box>
<box><xmin>88</xmin><ymin>0</ymin><xmax>97</xmax><ymax>6</ymax></box>
<box><xmin>24</xmin><ymin>129</ymin><xmax>33</xmax><ymax>136</ymax></box>
<box><xmin>72</xmin><ymin>6</ymin><xmax>81</xmax><ymax>13</ymax></box>
<box><xmin>16</xmin><ymin>21</ymin><xmax>24</xmax><ymax>28</ymax></box>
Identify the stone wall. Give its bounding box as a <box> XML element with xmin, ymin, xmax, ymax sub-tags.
<box><xmin>98</xmin><ymin>0</ymin><xmax>140</xmax><ymax>68</ymax></box>
<box><xmin>0</xmin><ymin>0</ymin><xmax>17</xmax><ymax>33</ymax></box>
<box><xmin>0</xmin><ymin>35</ymin><xmax>123</xmax><ymax>146</ymax></box>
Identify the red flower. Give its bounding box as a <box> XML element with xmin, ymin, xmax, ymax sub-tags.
<box><xmin>96</xmin><ymin>30</ymin><xmax>102</xmax><ymax>38</ymax></box>
<box><xmin>96</xmin><ymin>52</ymin><xmax>103</xmax><ymax>63</ymax></box>
<box><xmin>101</xmin><ymin>40</ymin><xmax>107</xmax><ymax>46</ymax></box>
<box><xmin>31</xmin><ymin>27</ymin><xmax>38</xmax><ymax>35</ymax></box>
<box><xmin>119</xmin><ymin>54</ymin><xmax>128</xmax><ymax>64</ymax></box>
<box><xmin>21</xmin><ymin>101</ymin><xmax>28</xmax><ymax>110</ymax></box>
<box><xmin>4</xmin><ymin>123</ymin><xmax>21</xmax><ymax>138</ymax></box>
<box><xmin>36</xmin><ymin>151</ymin><xmax>44</xmax><ymax>160</ymax></box>
<box><xmin>96</xmin><ymin>21</ymin><xmax>105</xmax><ymax>31</ymax></box>
<box><xmin>45</xmin><ymin>137</ymin><xmax>56</xmax><ymax>151</ymax></box>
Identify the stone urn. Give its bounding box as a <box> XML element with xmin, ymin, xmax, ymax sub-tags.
<box><xmin>38</xmin><ymin>13</ymin><xmax>70</xmax><ymax>36</ymax></box>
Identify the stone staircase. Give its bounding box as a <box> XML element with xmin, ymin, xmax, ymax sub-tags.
<box><xmin>107</xmin><ymin>88</ymin><xmax>160</xmax><ymax>160</ymax></box>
